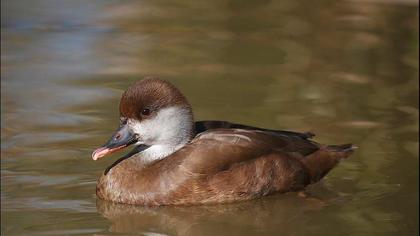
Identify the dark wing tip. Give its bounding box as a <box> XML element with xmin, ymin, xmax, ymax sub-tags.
<box><xmin>327</xmin><ymin>143</ymin><xmax>358</xmax><ymax>153</ymax></box>
<box><xmin>303</xmin><ymin>131</ymin><xmax>316</xmax><ymax>139</ymax></box>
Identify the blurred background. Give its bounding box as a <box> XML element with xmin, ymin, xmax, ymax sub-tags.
<box><xmin>1</xmin><ymin>0</ymin><xmax>419</xmax><ymax>235</ymax></box>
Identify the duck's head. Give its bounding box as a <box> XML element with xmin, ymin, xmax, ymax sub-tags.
<box><xmin>92</xmin><ymin>78</ymin><xmax>194</xmax><ymax>162</ymax></box>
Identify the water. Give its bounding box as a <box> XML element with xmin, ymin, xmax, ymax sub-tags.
<box><xmin>1</xmin><ymin>0</ymin><xmax>418</xmax><ymax>235</ymax></box>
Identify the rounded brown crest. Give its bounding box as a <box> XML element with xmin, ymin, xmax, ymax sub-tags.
<box><xmin>119</xmin><ymin>77</ymin><xmax>191</xmax><ymax>120</ymax></box>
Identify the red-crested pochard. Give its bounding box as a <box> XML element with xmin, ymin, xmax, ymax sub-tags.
<box><xmin>92</xmin><ymin>78</ymin><xmax>356</xmax><ymax>206</ymax></box>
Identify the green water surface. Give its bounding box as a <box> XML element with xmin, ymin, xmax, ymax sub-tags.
<box><xmin>1</xmin><ymin>0</ymin><xmax>419</xmax><ymax>235</ymax></box>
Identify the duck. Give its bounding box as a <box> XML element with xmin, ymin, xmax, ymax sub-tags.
<box><xmin>92</xmin><ymin>77</ymin><xmax>356</xmax><ymax>206</ymax></box>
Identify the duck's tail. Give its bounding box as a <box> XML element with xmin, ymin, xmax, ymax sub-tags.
<box><xmin>301</xmin><ymin>143</ymin><xmax>357</xmax><ymax>184</ymax></box>
<box><xmin>327</xmin><ymin>143</ymin><xmax>358</xmax><ymax>154</ymax></box>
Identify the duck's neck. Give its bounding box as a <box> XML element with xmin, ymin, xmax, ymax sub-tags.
<box><xmin>138</xmin><ymin>142</ymin><xmax>187</xmax><ymax>164</ymax></box>
<box><xmin>138</xmin><ymin>106</ymin><xmax>194</xmax><ymax>164</ymax></box>
<box><xmin>125</xmin><ymin>106</ymin><xmax>195</xmax><ymax>165</ymax></box>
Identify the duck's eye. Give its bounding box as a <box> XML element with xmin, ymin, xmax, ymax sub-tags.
<box><xmin>141</xmin><ymin>108</ymin><xmax>151</xmax><ymax>116</ymax></box>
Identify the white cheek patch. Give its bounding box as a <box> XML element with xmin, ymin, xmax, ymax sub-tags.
<box><xmin>129</xmin><ymin>117</ymin><xmax>157</xmax><ymax>144</ymax></box>
<box><xmin>128</xmin><ymin>106</ymin><xmax>193</xmax><ymax>155</ymax></box>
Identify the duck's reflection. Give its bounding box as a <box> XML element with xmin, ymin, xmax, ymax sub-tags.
<box><xmin>97</xmin><ymin>190</ymin><xmax>331</xmax><ymax>236</ymax></box>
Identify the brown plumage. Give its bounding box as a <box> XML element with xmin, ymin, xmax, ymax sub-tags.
<box><xmin>119</xmin><ymin>78</ymin><xmax>192</xmax><ymax>121</ymax></box>
<box><xmin>93</xmin><ymin>78</ymin><xmax>356</xmax><ymax>206</ymax></box>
